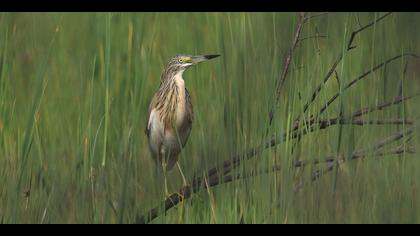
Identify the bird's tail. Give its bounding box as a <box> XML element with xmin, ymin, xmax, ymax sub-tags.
<box><xmin>165</xmin><ymin>157</ymin><xmax>178</xmax><ymax>171</ymax></box>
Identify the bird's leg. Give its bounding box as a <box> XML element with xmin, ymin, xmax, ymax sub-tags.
<box><xmin>162</xmin><ymin>161</ymin><xmax>170</xmax><ymax>197</ymax></box>
<box><xmin>163</xmin><ymin>163</ymin><xmax>170</xmax><ymax>196</ymax></box>
<box><xmin>176</xmin><ymin>162</ymin><xmax>188</xmax><ymax>187</ymax></box>
<box><xmin>173</xmin><ymin>129</ymin><xmax>188</xmax><ymax>187</ymax></box>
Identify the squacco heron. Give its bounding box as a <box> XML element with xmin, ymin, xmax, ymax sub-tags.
<box><xmin>145</xmin><ymin>54</ymin><xmax>220</xmax><ymax>195</ymax></box>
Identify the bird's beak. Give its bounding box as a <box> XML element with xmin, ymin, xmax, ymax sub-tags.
<box><xmin>189</xmin><ymin>54</ymin><xmax>220</xmax><ymax>64</ymax></box>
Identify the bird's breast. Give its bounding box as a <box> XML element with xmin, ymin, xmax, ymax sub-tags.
<box><xmin>174</xmin><ymin>77</ymin><xmax>189</xmax><ymax>128</ymax></box>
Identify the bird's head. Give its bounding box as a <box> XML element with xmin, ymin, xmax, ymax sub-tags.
<box><xmin>167</xmin><ymin>54</ymin><xmax>220</xmax><ymax>72</ymax></box>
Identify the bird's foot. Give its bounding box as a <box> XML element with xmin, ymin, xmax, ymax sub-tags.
<box><xmin>164</xmin><ymin>190</ymin><xmax>185</xmax><ymax>200</ymax></box>
<box><xmin>168</xmin><ymin>191</ymin><xmax>186</xmax><ymax>212</ymax></box>
<box><xmin>164</xmin><ymin>186</ymin><xmax>171</xmax><ymax>198</ymax></box>
<box><xmin>175</xmin><ymin>191</ymin><xmax>185</xmax><ymax>200</ymax></box>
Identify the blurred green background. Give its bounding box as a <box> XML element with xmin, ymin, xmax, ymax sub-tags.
<box><xmin>0</xmin><ymin>12</ymin><xmax>419</xmax><ymax>223</ymax></box>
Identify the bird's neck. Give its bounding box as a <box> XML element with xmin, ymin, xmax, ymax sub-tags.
<box><xmin>173</xmin><ymin>70</ymin><xmax>185</xmax><ymax>81</ymax></box>
<box><xmin>160</xmin><ymin>69</ymin><xmax>185</xmax><ymax>90</ymax></box>
<box><xmin>160</xmin><ymin>64</ymin><xmax>185</xmax><ymax>84</ymax></box>
<box><xmin>156</xmin><ymin>70</ymin><xmax>187</xmax><ymax>128</ymax></box>
<box><xmin>157</xmin><ymin>70</ymin><xmax>186</xmax><ymax>106</ymax></box>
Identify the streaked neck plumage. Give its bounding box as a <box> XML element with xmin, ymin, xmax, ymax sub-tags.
<box><xmin>155</xmin><ymin>65</ymin><xmax>187</xmax><ymax>128</ymax></box>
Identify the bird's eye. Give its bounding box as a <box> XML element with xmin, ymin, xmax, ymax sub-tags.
<box><xmin>178</xmin><ymin>58</ymin><xmax>184</xmax><ymax>63</ymax></box>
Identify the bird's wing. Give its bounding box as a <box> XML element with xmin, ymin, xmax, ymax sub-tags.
<box><xmin>185</xmin><ymin>88</ymin><xmax>193</xmax><ymax>124</ymax></box>
<box><xmin>145</xmin><ymin>94</ymin><xmax>158</xmax><ymax>137</ymax></box>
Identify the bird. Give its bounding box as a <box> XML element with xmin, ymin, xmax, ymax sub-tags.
<box><xmin>145</xmin><ymin>54</ymin><xmax>220</xmax><ymax>195</ymax></box>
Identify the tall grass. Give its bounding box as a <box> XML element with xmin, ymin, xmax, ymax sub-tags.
<box><xmin>0</xmin><ymin>12</ymin><xmax>419</xmax><ymax>223</ymax></box>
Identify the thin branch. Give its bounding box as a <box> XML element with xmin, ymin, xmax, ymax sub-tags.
<box><xmin>285</xmin><ymin>13</ymin><xmax>396</xmax><ymax>158</ymax></box>
<box><xmin>311</xmin><ymin>128</ymin><xmax>414</xmax><ymax>181</ymax></box>
<box><xmin>262</xmin><ymin>130</ymin><xmax>414</xmax><ymax>222</ymax></box>
<box><xmin>295</xmin><ymin>144</ymin><xmax>414</xmax><ymax>169</ymax></box>
<box><xmin>325</xmin><ymin>117</ymin><xmax>413</xmax><ymax>126</ymax></box>
<box><xmin>295</xmin><ymin>12</ymin><xmax>394</xmax><ymax>126</ymax></box>
<box><xmin>294</xmin><ymin>92</ymin><xmax>420</xmax><ymax>136</ymax></box>
<box><xmin>212</xmin><ymin>92</ymin><xmax>418</xmax><ymax>188</ymax></box>
<box><xmin>209</xmin><ymin>164</ymin><xmax>282</xmax><ymax>186</ymax></box>
<box><xmin>262</xmin><ymin>141</ymin><xmax>415</xmax><ymax>220</ymax></box>
<box><xmin>289</xmin><ymin>117</ymin><xmax>413</xmax><ymax>142</ymax></box>
<box><xmin>292</xmin><ymin>12</ymin><xmax>396</xmax><ymax>133</ymax></box>
<box><xmin>269</xmin><ymin>12</ymin><xmax>306</xmax><ymax>125</ymax></box>
<box><xmin>294</xmin><ymin>128</ymin><xmax>415</xmax><ymax>168</ymax></box>
<box><xmin>136</xmin><ymin>118</ymin><xmax>416</xmax><ymax>224</ymax></box>
<box><xmin>213</xmin><ymin>92</ymin><xmax>419</xmax><ymax>186</ymax></box>
<box><xmin>352</xmin><ymin>92</ymin><xmax>420</xmax><ymax>118</ymax></box>
<box><xmin>318</xmin><ymin>53</ymin><xmax>420</xmax><ymax>116</ymax></box>
<box><xmin>312</xmin><ymin>141</ymin><xmax>415</xmax><ymax>181</ymax></box>
<box><xmin>136</xmin><ymin>164</ymin><xmax>282</xmax><ymax>224</ymax></box>
<box><xmin>347</xmin><ymin>12</ymin><xmax>393</xmax><ymax>50</ymax></box>
<box><xmin>364</xmin><ymin>127</ymin><xmax>414</xmax><ymax>152</ymax></box>
<box><xmin>289</xmin><ymin>60</ymin><xmax>340</xmax><ymax>154</ymax></box>
<box><xmin>303</xmin><ymin>60</ymin><xmax>340</xmax><ymax>115</ymax></box>
<box><xmin>299</xmin><ymin>35</ymin><xmax>327</xmax><ymax>42</ymax></box>
<box><xmin>304</xmin><ymin>12</ymin><xmax>329</xmax><ymax>22</ymax></box>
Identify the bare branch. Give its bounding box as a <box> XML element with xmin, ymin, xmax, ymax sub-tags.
<box><xmin>285</xmin><ymin>13</ymin><xmax>401</xmax><ymax>160</ymax></box>
<box><xmin>136</xmin><ymin>119</ymin><xmax>416</xmax><ymax>224</ymax></box>
<box><xmin>304</xmin><ymin>12</ymin><xmax>329</xmax><ymax>22</ymax></box>
<box><xmin>299</xmin><ymin>35</ymin><xmax>327</xmax><ymax>42</ymax></box>
<box><xmin>289</xmin><ymin>116</ymin><xmax>413</xmax><ymax>142</ymax></box>
<box><xmin>312</xmin><ymin>129</ymin><xmax>414</xmax><ymax>181</ymax></box>
<box><xmin>312</xmin><ymin>138</ymin><xmax>415</xmax><ymax>181</ymax></box>
<box><xmin>260</xmin><ymin>130</ymin><xmax>414</xmax><ymax>222</ymax></box>
<box><xmin>136</xmin><ymin>164</ymin><xmax>282</xmax><ymax>224</ymax></box>
<box><xmin>347</xmin><ymin>12</ymin><xmax>393</xmax><ymax>50</ymax></box>
<box><xmin>294</xmin><ymin>128</ymin><xmax>415</xmax><ymax>168</ymax></box>
<box><xmin>291</xmin><ymin>92</ymin><xmax>420</xmax><ymax>138</ymax></box>
<box><xmin>318</xmin><ymin>53</ymin><xmax>420</xmax><ymax>116</ymax></box>
<box><xmin>214</xmin><ymin>90</ymin><xmax>419</xmax><ymax>186</ymax></box>
<box><xmin>323</xmin><ymin>117</ymin><xmax>413</xmax><ymax>126</ymax></box>
<box><xmin>295</xmin><ymin>12</ymin><xmax>395</xmax><ymax>127</ymax></box>
<box><xmin>216</xmin><ymin>92</ymin><xmax>418</xmax><ymax>186</ymax></box>
<box><xmin>269</xmin><ymin>12</ymin><xmax>306</xmax><ymax>125</ymax></box>
<box><xmin>292</xmin><ymin>55</ymin><xmax>342</xmax><ymax>131</ymax></box>
<box><xmin>292</xmin><ymin>13</ymin><xmax>398</xmax><ymax>133</ymax></box>
<box><xmin>352</xmin><ymin>93</ymin><xmax>420</xmax><ymax>118</ymax></box>
<box><xmin>363</xmin><ymin>127</ymin><xmax>414</xmax><ymax>152</ymax></box>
